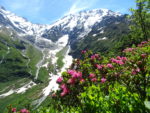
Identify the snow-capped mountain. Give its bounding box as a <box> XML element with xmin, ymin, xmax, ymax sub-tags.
<box><xmin>0</xmin><ymin>6</ymin><xmax>128</xmax><ymax>55</ymax></box>
<box><xmin>0</xmin><ymin>6</ymin><xmax>121</xmax><ymax>37</ymax></box>
<box><xmin>0</xmin><ymin>6</ymin><xmax>50</xmax><ymax>35</ymax></box>
<box><xmin>41</xmin><ymin>9</ymin><xmax>122</xmax><ymax>41</ymax></box>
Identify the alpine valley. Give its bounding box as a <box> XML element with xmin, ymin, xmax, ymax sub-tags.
<box><xmin>0</xmin><ymin>6</ymin><xmax>129</xmax><ymax>112</ymax></box>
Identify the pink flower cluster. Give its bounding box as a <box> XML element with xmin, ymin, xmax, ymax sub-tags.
<box><xmin>89</xmin><ymin>73</ymin><xmax>97</xmax><ymax>82</ymax></box>
<box><xmin>56</xmin><ymin>40</ymin><xmax>149</xmax><ymax>98</ymax></box>
<box><xmin>67</xmin><ymin>70</ymin><xmax>82</xmax><ymax>78</ymax></box>
<box><xmin>12</xmin><ymin>108</ymin><xmax>29</xmax><ymax>113</ymax></box>
<box><xmin>80</xmin><ymin>78</ymin><xmax>85</xmax><ymax>83</ymax></box>
<box><xmin>60</xmin><ymin>84</ymin><xmax>70</xmax><ymax>97</ymax></box>
<box><xmin>20</xmin><ymin>109</ymin><xmax>29</xmax><ymax>113</ymax></box>
<box><xmin>89</xmin><ymin>73</ymin><xmax>95</xmax><ymax>78</ymax></box>
<box><xmin>123</xmin><ymin>48</ymin><xmax>134</xmax><ymax>52</ymax></box>
<box><xmin>107</xmin><ymin>63</ymin><xmax>113</xmax><ymax>69</ymax></box>
<box><xmin>58</xmin><ymin>70</ymin><xmax>85</xmax><ymax>97</ymax></box>
<box><xmin>111</xmin><ymin>56</ymin><xmax>127</xmax><ymax>65</ymax></box>
<box><xmin>141</xmin><ymin>54</ymin><xmax>147</xmax><ymax>59</ymax></box>
<box><xmin>56</xmin><ymin>77</ymin><xmax>63</xmax><ymax>83</ymax></box>
<box><xmin>96</xmin><ymin>64</ymin><xmax>104</xmax><ymax>70</ymax></box>
<box><xmin>91</xmin><ymin>78</ymin><xmax>97</xmax><ymax>82</ymax></box>
<box><xmin>67</xmin><ymin>70</ymin><xmax>84</xmax><ymax>84</ymax></box>
<box><xmin>12</xmin><ymin>108</ymin><xmax>16</xmax><ymax>112</ymax></box>
<box><xmin>101</xmin><ymin>77</ymin><xmax>107</xmax><ymax>83</ymax></box>
<box><xmin>132</xmin><ymin>68</ymin><xmax>140</xmax><ymax>75</ymax></box>
<box><xmin>91</xmin><ymin>54</ymin><xmax>99</xmax><ymax>60</ymax></box>
<box><xmin>138</xmin><ymin>41</ymin><xmax>148</xmax><ymax>47</ymax></box>
<box><xmin>81</xmin><ymin>50</ymin><xmax>86</xmax><ymax>54</ymax></box>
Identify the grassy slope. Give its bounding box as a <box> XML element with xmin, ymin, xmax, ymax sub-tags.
<box><xmin>37</xmin><ymin>67</ymin><xmax>49</xmax><ymax>83</ymax></box>
<box><xmin>0</xmin><ymin>81</ymin><xmax>49</xmax><ymax>113</ymax></box>
<box><xmin>25</xmin><ymin>46</ymin><xmax>43</xmax><ymax>77</ymax></box>
<box><xmin>0</xmin><ymin>32</ymin><xmax>50</xmax><ymax>112</ymax></box>
<box><xmin>0</xmin><ymin>33</ymin><xmax>30</xmax><ymax>82</ymax></box>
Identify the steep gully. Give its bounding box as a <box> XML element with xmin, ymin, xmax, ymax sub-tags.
<box><xmin>32</xmin><ymin>35</ymin><xmax>73</xmax><ymax>107</ymax></box>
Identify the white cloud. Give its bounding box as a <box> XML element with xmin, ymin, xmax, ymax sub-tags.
<box><xmin>65</xmin><ymin>0</ymin><xmax>98</xmax><ymax>15</ymax></box>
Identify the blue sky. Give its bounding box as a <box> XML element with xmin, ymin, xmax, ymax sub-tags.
<box><xmin>0</xmin><ymin>0</ymin><xmax>136</xmax><ymax>24</ymax></box>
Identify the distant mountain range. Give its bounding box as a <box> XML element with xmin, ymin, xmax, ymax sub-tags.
<box><xmin>0</xmin><ymin>6</ymin><xmax>129</xmax><ymax>57</ymax></box>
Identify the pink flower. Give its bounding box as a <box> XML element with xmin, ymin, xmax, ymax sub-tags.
<box><xmin>91</xmin><ymin>55</ymin><xmax>96</xmax><ymax>60</ymax></box>
<box><xmin>117</xmin><ymin>60</ymin><xmax>124</xmax><ymax>65</ymax></box>
<box><xmin>67</xmin><ymin>70</ymin><xmax>82</xmax><ymax>78</ymax></box>
<box><xmin>123</xmin><ymin>48</ymin><xmax>134</xmax><ymax>52</ymax></box>
<box><xmin>122</xmin><ymin>57</ymin><xmax>127</xmax><ymax>61</ymax></box>
<box><xmin>111</xmin><ymin>58</ymin><xmax>124</xmax><ymax>65</ymax></box>
<box><xmin>117</xmin><ymin>56</ymin><xmax>122</xmax><ymax>60</ymax></box>
<box><xmin>76</xmin><ymin>72</ymin><xmax>82</xmax><ymax>78</ymax></box>
<box><xmin>60</xmin><ymin>84</ymin><xmax>67</xmax><ymax>89</ymax></box>
<box><xmin>91</xmin><ymin>78</ymin><xmax>97</xmax><ymax>82</ymax></box>
<box><xmin>141</xmin><ymin>41</ymin><xmax>147</xmax><ymax>45</ymax></box>
<box><xmin>61</xmin><ymin>91</ymin><xmax>66</xmax><ymax>97</ymax></box>
<box><xmin>141</xmin><ymin>54</ymin><xmax>147</xmax><ymax>59</ymax></box>
<box><xmin>61</xmin><ymin>86</ymin><xmax>70</xmax><ymax>97</ymax></box>
<box><xmin>12</xmin><ymin>108</ymin><xmax>16</xmax><ymax>112</ymax></box>
<box><xmin>107</xmin><ymin>64</ymin><xmax>113</xmax><ymax>68</ymax></box>
<box><xmin>101</xmin><ymin>78</ymin><xmax>106</xmax><ymax>83</ymax></box>
<box><xmin>20</xmin><ymin>109</ymin><xmax>29</xmax><ymax>113</ymax></box>
<box><xmin>71</xmin><ymin>72</ymin><xmax>78</xmax><ymax>78</ymax></box>
<box><xmin>94</xmin><ymin>54</ymin><xmax>99</xmax><ymax>58</ymax></box>
<box><xmin>63</xmin><ymin>87</ymin><xmax>69</xmax><ymax>93</ymax></box>
<box><xmin>70</xmin><ymin>71</ymin><xmax>82</xmax><ymax>78</ymax></box>
<box><xmin>80</xmin><ymin>78</ymin><xmax>85</xmax><ymax>83</ymax></box>
<box><xmin>116</xmin><ymin>56</ymin><xmax>127</xmax><ymax>62</ymax></box>
<box><xmin>81</xmin><ymin>50</ymin><xmax>86</xmax><ymax>54</ymax></box>
<box><xmin>89</xmin><ymin>73</ymin><xmax>95</xmax><ymax>78</ymax></box>
<box><xmin>136</xmin><ymin>68</ymin><xmax>140</xmax><ymax>72</ymax></box>
<box><xmin>138</xmin><ymin>44</ymin><xmax>142</xmax><ymax>47</ymax></box>
<box><xmin>96</xmin><ymin>64</ymin><xmax>103</xmax><ymax>70</ymax></box>
<box><xmin>110</xmin><ymin>58</ymin><xmax>116</xmax><ymax>63</ymax></box>
<box><xmin>67</xmin><ymin>70</ymin><xmax>75</xmax><ymax>75</ymax></box>
<box><xmin>56</xmin><ymin>77</ymin><xmax>63</xmax><ymax>83</ymax></box>
<box><xmin>132</xmin><ymin>69</ymin><xmax>137</xmax><ymax>75</ymax></box>
<box><xmin>131</xmin><ymin>68</ymin><xmax>140</xmax><ymax>75</ymax></box>
<box><xmin>67</xmin><ymin>78</ymin><xmax>75</xmax><ymax>84</ymax></box>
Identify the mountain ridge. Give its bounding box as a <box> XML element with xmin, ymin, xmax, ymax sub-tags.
<box><xmin>0</xmin><ymin>6</ymin><xmax>122</xmax><ymax>35</ymax></box>
<box><xmin>0</xmin><ymin>6</ymin><xmax>128</xmax><ymax>54</ymax></box>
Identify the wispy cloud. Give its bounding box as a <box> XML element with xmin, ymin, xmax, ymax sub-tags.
<box><xmin>65</xmin><ymin>0</ymin><xmax>98</xmax><ymax>15</ymax></box>
<box><xmin>2</xmin><ymin>0</ymin><xmax>44</xmax><ymax>17</ymax></box>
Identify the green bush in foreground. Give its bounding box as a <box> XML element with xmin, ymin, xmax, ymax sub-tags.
<box><xmin>8</xmin><ymin>40</ymin><xmax>150</xmax><ymax>113</ymax></box>
<box><xmin>49</xmin><ymin>40</ymin><xmax>149</xmax><ymax>113</ymax></box>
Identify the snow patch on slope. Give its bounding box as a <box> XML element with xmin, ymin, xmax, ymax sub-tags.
<box><xmin>34</xmin><ymin>35</ymin><xmax>73</xmax><ymax>107</ymax></box>
<box><xmin>0</xmin><ymin>81</ymin><xmax>36</xmax><ymax>98</ymax></box>
<box><xmin>98</xmin><ymin>37</ymin><xmax>108</xmax><ymax>41</ymax></box>
<box><xmin>57</xmin><ymin>35</ymin><xmax>69</xmax><ymax>47</ymax></box>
